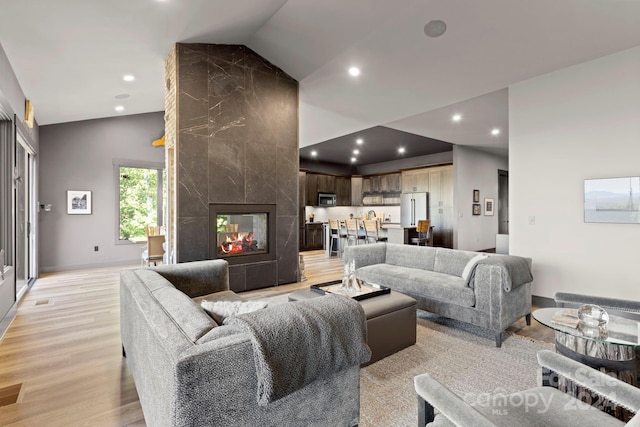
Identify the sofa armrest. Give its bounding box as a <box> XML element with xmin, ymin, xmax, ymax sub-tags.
<box><xmin>151</xmin><ymin>259</ymin><xmax>230</xmax><ymax>298</ymax></box>
<box><xmin>414</xmin><ymin>374</ymin><xmax>497</xmax><ymax>427</ymax></box>
<box><xmin>343</xmin><ymin>242</ymin><xmax>386</xmax><ymax>269</ymax></box>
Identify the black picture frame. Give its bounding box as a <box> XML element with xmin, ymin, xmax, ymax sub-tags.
<box><xmin>472</xmin><ymin>203</ymin><xmax>481</xmax><ymax>215</ymax></box>
<box><xmin>473</xmin><ymin>189</ymin><xmax>480</xmax><ymax>203</ymax></box>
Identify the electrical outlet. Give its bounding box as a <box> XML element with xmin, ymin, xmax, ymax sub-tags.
<box><xmin>94</xmin><ymin>246</ymin><xmax>99</xmax><ymax>252</ymax></box>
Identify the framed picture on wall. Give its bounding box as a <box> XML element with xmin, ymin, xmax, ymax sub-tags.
<box><xmin>472</xmin><ymin>203</ymin><xmax>481</xmax><ymax>215</ymax></box>
<box><xmin>473</xmin><ymin>189</ymin><xmax>480</xmax><ymax>203</ymax></box>
<box><xmin>67</xmin><ymin>190</ymin><xmax>92</xmax><ymax>215</ymax></box>
<box><xmin>484</xmin><ymin>198</ymin><xmax>494</xmax><ymax>216</ymax></box>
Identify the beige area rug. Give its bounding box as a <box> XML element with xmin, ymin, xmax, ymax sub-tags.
<box><xmin>359</xmin><ymin>310</ymin><xmax>553</xmax><ymax>427</ymax></box>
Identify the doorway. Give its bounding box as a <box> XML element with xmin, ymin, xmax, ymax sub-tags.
<box><xmin>498</xmin><ymin>169</ymin><xmax>509</xmax><ymax>234</ymax></box>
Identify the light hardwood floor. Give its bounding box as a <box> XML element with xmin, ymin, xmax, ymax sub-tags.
<box><xmin>0</xmin><ymin>250</ymin><xmax>553</xmax><ymax>425</ymax></box>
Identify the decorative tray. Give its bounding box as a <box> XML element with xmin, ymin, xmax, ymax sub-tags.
<box><xmin>310</xmin><ymin>280</ymin><xmax>390</xmax><ymax>301</ymax></box>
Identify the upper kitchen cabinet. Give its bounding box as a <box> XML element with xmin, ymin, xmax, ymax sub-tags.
<box><xmin>351</xmin><ymin>176</ymin><xmax>363</xmax><ymax>206</ymax></box>
<box><xmin>401</xmin><ymin>169</ymin><xmax>429</xmax><ymax>193</ymax></box>
<box><xmin>302</xmin><ymin>172</ymin><xmax>350</xmax><ymax>206</ymax></box>
<box><xmin>335</xmin><ymin>176</ymin><xmax>351</xmax><ymax>206</ymax></box>
<box><xmin>305</xmin><ymin>173</ymin><xmax>318</xmax><ymax>206</ymax></box>
<box><xmin>317</xmin><ymin>174</ymin><xmax>335</xmax><ymax>193</ymax></box>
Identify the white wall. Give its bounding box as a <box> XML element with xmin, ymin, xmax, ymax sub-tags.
<box><xmin>39</xmin><ymin>112</ymin><xmax>165</xmax><ymax>272</ymax></box>
<box><xmin>510</xmin><ymin>46</ymin><xmax>640</xmax><ymax>299</ymax></box>
<box><xmin>453</xmin><ymin>145</ymin><xmax>507</xmax><ymax>251</ymax></box>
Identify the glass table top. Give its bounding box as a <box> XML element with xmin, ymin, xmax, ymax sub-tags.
<box><xmin>533</xmin><ymin>307</ymin><xmax>640</xmax><ymax>347</ymax></box>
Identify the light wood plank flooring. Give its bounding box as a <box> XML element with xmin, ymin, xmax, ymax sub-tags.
<box><xmin>0</xmin><ymin>250</ymin><xmax>553</xmax><ymax>425</ymax></box>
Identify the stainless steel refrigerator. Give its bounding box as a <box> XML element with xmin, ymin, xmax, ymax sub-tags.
<box><xmin>401</xmin><ymin>192</ymin><xmax>429</xmax><ymax>226</ymax></box>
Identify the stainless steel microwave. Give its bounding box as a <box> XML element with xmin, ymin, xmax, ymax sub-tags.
<box><xmin>317</xmin><ymin>192</ymin><xmax>336</xmax><ymax>207</ymax></box>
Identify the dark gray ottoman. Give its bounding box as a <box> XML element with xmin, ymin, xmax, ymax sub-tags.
<box><xmin>289</xmin><ymin>288</ymin><xmax>417</xmax><ymax>365</ymax></box>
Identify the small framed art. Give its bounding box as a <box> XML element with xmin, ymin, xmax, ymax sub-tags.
<box><xmin>473</xmin><ymin>189</ymin><xmax>480</xmax><ymax>203</ymax></box>
<box><xmin>472</xmin><ymin>203</ymin><xmax>481</xmax><ymax>215</ymax></box>
<box><xmin>67</xmin><ymin>190</ymin><xmax>92</xmax><ymax>215</ymax></box>
<box><xmin>484</xmin><ymin>198</ymin><xmax>494</xmax><ymax>216</ymax></box>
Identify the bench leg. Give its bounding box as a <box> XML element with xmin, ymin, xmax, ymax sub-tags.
<box><xmin>495</xmin><ymin>331</ymin><xmax>502</xmax><ymax>348</ymax></box>
<box><xmin>417</xmin><ymin>395</ymin><xmax>435</xmax><ymax>427</ymax></box>
<box><xmin>526</xmin><ymin>313</ymin><xmax>531</xmax><ymax>326</ymax></box>
<box><xmin>122</xmin><ymin>344</ymin><xmax>127</xmax><ymax>358</ymax></box>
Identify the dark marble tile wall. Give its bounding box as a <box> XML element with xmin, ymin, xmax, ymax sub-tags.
<box><xmin>173</xmin><ymin>43</ymin><xmax>299</xmax><ymax>288</ymax></box>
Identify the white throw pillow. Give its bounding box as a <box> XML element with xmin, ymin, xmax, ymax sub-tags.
<box><xmin>200</xmin><ymin>300</ymin><xmax>267</xmax><ymax>324</ymax></box>
<box><xmin>461</xmin><ymin>253</ymin><xmax>489</xmax><ymax>280</ymax></box>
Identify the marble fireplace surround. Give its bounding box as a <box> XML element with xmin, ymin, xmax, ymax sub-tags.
<box><xmin>165</xmin><ymin>43</ymin><xmax>299</xmax><ymax>292</ymax></box>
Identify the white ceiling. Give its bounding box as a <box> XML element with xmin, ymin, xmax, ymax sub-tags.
<box><xmin>2</xmin><ymin>0</ymin><xmax>640</xmax><ymax>157</ymax></box>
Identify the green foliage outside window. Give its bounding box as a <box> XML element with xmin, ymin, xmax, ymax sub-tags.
<box><xmin>119</xmin><ymin>166</ymin><xmax>159</xmax><ymax>240</ymax></box>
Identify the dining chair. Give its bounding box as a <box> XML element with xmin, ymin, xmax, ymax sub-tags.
<box><xmin>363</xmin><ymin>219</ymin><xmax>387</xmax><ymax>244</ymax></box>
<box><xmin>410</xmin><ymin>219</ymin><xmax>431</xmax><ymax>246</ymax></box>
<box><xmin>142</xmin><ymin>234</ymin><xmax>165</xmax><ymax>266</ymax></box>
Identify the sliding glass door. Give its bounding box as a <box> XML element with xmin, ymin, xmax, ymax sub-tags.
<box><xmin>0</xmin><ymin>118</ymin><xmax>15</xmax><ymax>322</ymax></box>
<box><xmin>15</xmin><ymin>132</ymin><xmax>36</xmax><ymax>298</ymax></box>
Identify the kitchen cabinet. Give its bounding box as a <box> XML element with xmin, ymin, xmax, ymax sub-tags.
<box><xmin>351</xmin><ymin>176</ymin><xmax>363</xmax><ymax>206</ymax></box>
<box><xmin>401</xmin><ymin>169</ymin><xmax>429</xmax><ymax>193</ymax></box>
<box><xmin>335</xmin><ymin>176</ymin><xmax>351</xmax><ymax>206</ymax></box>
<box><xmin>317</xmin><ymin>174</ymin><xmax>335</xmax><ymax>193</ymax></box>
<box><xmin>305</xmin><ymin>173</ymin><xmax>318</xmax><ymax>206</ymax></box>
<box><xmin>304</xmin><ymin>223</ymin><xmax>323</xmax><ymax>250</ymax></box>
<box><xmin>427</xmin><ymin>165</ymin><xmax>453</xmax><ymax>248</ymax></box>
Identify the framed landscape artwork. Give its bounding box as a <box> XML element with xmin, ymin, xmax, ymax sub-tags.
<box><xmin>584</xmin><ymin>177</ymin><xmax>640</xmax><ymax>224</ymax></box>
<box><xmin>67</xmin><ymin>190</ymin><xmax>92</xmax><ymax>215</ymax></box>
<box><xmin>484</xmin><ymin>198</ymin><xmax>494</xmax><ymax>216</ymax></box>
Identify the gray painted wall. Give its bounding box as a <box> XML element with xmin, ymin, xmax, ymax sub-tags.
<box><xmin>453</xmin><ymin>145</ymin><xmax>508</xmax><ymax>251</ymax></box>
<box><xmin>510</xmin><ymin>45</ymin><xmax>640</xmax><ymax>299</ymax></box>
<box><xmin>38</xmin><ymin>112</ymin><xmax>165</xmax><ymax>272</ymax></box>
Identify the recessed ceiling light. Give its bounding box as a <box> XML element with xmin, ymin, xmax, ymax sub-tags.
<box><xmin>452</xmin><ymin>114</ymin><xmax>462</xmax><ymax>122</ymax></box>
<box><xmin>123</xmin><ymin>75</ymin><xmax>135</xmax><ymax>82</ymax></box>
<box><xmin>424</xmin><ymin>20</ymin><xmax>447</xmax><ymax>38</ymax></box>
<box><xmin>356</xmin><ymin>138</ymin><xmax>363</xmax><ymax>145</ymax></box>
<box><xmin>398</xmin><ymin>147</ymin><xmax>406</xmax><ymax>154</ymax></box>
<box><xmin>310</xmin><ymin>150</ymin><xmax>317</xmax><ymax>157</ymax></box>
<box><xmin>353</xmin><ymin>149</ymin><xmax>360</xmax><ymax>155</ymax></box>
<box><xmin>348</xmin><ymin>67</ymin><xmax>360</xmax><ymax>77</ymax></box>
<box><xmin>115</xmin><ymin>105</ymin><xmax>125</xmax><ymax>112</ymax></box>
<box><xmin>351</xmin><ymin>157</ymin><xmax>357</xmax><ymax>163</ymax></box>
<box><xmin>491</xmin><ymin>128</ymin><xmax>500</xmax><ymax>136</ymax></box>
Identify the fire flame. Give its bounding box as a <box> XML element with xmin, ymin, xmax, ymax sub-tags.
<box><xmin>219</xmin><ymin>232</ymin><xmax>256</xmax><ymax>255</ymax></box>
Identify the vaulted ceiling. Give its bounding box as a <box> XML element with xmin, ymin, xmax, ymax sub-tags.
<box><xmin>1</xmin><ymin>0</ymin><xmax>639</xmax><ymax>162</ymax></box>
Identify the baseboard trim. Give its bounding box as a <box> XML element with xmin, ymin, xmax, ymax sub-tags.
<box><xmin>39</xmin><ymin>259</ymin><xmax>140</xmax><ymax>274</ymax></box>
<box><xmin>532</xmin><ymin>295</ymin><xmax>555</xmax><ymax>308</ymax></box>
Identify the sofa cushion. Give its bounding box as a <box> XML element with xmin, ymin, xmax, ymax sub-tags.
<box><xmin>385</xmin><ymin>243</ymin><xmax>436</xmax><ymax>271</ymax></box>
<box><xmin>357</xmin><ymin>264</ymin><xmax>475</xmax><ymax>307</ymax></box>
<box><xmin>433</xmin><ymin>248</ymin><xmax>476</xmax><ymax>277</ymax></box>
<box><xmin>201</xmin><ymin>300</ymin><xmax>268</xmax><ymax>324</ymax></box>
<box><xmin>152</xmin><ymin>286</ymin><xmax>217</xmax><ymax>341</ymax></box>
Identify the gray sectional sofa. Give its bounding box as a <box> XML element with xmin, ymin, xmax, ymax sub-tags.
<box><xmin>120</xmin><ymin>259</ymin><xmax>368</xmax><ymax>427</ymax></box>
<box><xmin>343</xmin><ymin>243</ymin><xmax>533</xmax><ymax>347</ymax></box>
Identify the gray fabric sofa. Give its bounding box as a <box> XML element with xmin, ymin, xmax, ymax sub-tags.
<box><xmin>343</xmin><ymin>243</ymin><xmax>533</xmax><ymax>347</ymax></box>
<box><xmin>120</xmin><ymin>259</ymin><xmax>365</xmax><ymax>427</ymax></box>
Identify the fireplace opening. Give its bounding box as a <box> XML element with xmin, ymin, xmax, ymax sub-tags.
<box><xmin>209</xmin><ymin>204</ymin><xmax>276</xmax><ymax>265</ymax></box>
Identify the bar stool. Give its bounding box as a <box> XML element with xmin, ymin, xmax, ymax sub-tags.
<box><xmin>363</xmin><ymin>219</ymin><xmax>388</xmax><ymax>244</ymax></box>
<box><xmin>328</xmin><ymin>219</ymin><xmax>341</xmax><ymax>256</ymax></box>
<box><xmin>410</xmin><ymin>219</ymin><xmax>431</xmax><ymax>246</ymax></box>
<box><xmin>346</xmin><ymin>219</ymin><xmax>366</xmax><ymax>246</ymax></box>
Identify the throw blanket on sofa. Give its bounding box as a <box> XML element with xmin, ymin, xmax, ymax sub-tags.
<box><xmin>467</xmin><ymin>256</ymin><xmax>533</xmax><ymax>292</ymax></box>
<box><xmin>226</xmin><ymin>295</ymin><xmax>371</xmax><ymax>406</ymax></box>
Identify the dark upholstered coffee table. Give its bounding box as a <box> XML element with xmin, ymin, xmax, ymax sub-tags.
<box><xmin>289</xmin><ymin>285</ymin><xmax>417</xmax><ymax>366</ymax></box>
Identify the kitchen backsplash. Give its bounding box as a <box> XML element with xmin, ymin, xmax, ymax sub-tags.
<box><xmin>305</xmin><ymin>206</ymin><xmax>401</xmax><ymax>223</ymax></box>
